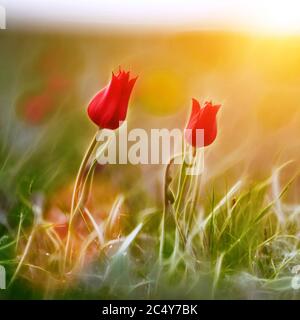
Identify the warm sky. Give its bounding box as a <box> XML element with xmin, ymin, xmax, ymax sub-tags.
<box><xmin>2</xmin><ymin>0</ymin><xmax>300</xmax><ymax>34</ymax></box>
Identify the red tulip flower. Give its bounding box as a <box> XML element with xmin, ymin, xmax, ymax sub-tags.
<box><xmin>87</xmin><ymin>69</ymin><xmax>137</xmax><ymax>130</ymax></box>
<box><xmin>185</xmin><ymin>99</ymin><xmax>221</xmax><ymax>148</ymax></box>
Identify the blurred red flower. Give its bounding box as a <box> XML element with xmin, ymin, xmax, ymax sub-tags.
<box><xmin>185</xmin><ymin>99</ymin><xmax>221</xmax><ymax>147</ymax></box>
<box><xmin>87</xmin><ymin>69</ymin><xmax>137</xmax><ymax>129</ymax></box>
<box><xmin>21</xmin><ymin>93</ymin><xmax>53</xmax><ymax>125</ymax></box>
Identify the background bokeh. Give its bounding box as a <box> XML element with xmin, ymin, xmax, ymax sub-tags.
<box><xmin>1</xmin><ymin>31</ymin><xmax>300</xmax><ymax>199</ymax></box>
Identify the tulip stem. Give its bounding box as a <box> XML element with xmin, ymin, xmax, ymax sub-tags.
<box><xmin>160</xmin><ymin>156</ymin><xmax>175</xmax><ymax>262</ymax></box>
<box><xmin>172</xmin><ymin>146</ymin><xmax>200</xmax><ymax>261</ymax></box>
<box><xmin>70</xmin><ymin>131</ymin><xmax>99</xmax><ymax>218</ymax></box>
<box><xmin>64</xmin><ymin>130</ymin><xmax>99</xmax><ymax>271</ymax></box>
<box><xmin>174</xmin><ymin>154</ymin><xmax>188</xmax><ymax>218</ymax></box>
<box><xmin>192</xmin><ymin>146</ymin><xmax>196</xmax><ymax>157</ymax></box>
<box><xmin>161</xmin><ymin>154</ymin><xmax>189</xmax><ymax>256</ymax></box>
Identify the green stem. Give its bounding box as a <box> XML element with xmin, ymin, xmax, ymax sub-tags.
<box><xmin>64</xmin><ymin>130</ymin><xmax>99</xmax><ymax>271</ymax></box>
<box><xmin>70</xmin><ymin>131</ymin><xmax>99</xmax><ymax>220</ymax></box>
<box><xmin>159</xmin><ymin>156</ymin><xmax>175</xmax><ymax>262</ymax></box>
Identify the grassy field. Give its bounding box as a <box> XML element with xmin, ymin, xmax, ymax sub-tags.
<box><xmin>0</xmin><ymin>30</ymin><xmax>300</xmax><ymax>299</ymax></box>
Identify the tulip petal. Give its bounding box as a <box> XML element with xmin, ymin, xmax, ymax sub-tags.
<box><xmin>118</xmin><ymin>76</ymin><xmax>138</xmax><ymax>122</ymax></box>
<box><xmin>192</xmin><ymin>98</ymin><xmax>202</xmax><ymax>115</ymax></box>
<box><xmin>186</xmin><ymin>98</ymin><xmax>201</xmax><ymax>130</ymax></box>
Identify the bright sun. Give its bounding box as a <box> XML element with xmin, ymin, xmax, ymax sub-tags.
<box><xmin>251</xmin><ymin>0</ymin><xmax>300</xmax><ymax>34</ymax></box>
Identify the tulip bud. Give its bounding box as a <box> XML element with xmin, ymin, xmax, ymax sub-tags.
<box><xmin>87</xmin><ymin>69</ymin><xmax>137</xmax><ymax>130</ymax></box>
<box><xmin>185</xmin><ymin>99</ymin><xmax>221</xmax><ymax>148</ymax></box>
